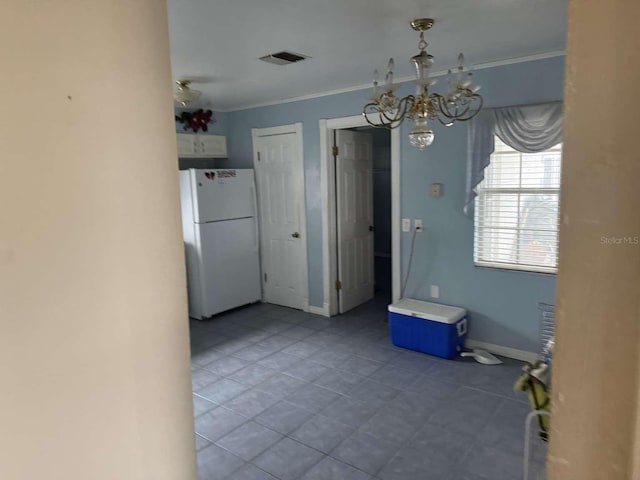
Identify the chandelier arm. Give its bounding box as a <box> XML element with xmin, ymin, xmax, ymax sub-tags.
<box><xmin>450</xmin><ymin>94</ymin><xmax>484</xmax><ymax>122</ymax></box>
<box><xmin>378</xmin><ymin>95</ymin><xmax>412</xmax><ymax>126</ymax></box>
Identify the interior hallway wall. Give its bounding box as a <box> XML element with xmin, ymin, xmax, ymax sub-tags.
<box><xmin>549</xmin><ymin>0</ymin><xmax>640</xmax><ymax>478</ymax></box>
<box><xmin>0</xmin><ymin>2</ymin><xmax>196</xmax><ymax>479</ymax></box>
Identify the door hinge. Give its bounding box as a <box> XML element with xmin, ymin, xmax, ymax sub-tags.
<box><xmin>335</xmin><ymin>280</ymin><xmax>342</xmax><ymax>290</ymax></box>
<box><xmin>257</xmin><ymin>151</ymin><xmax>261</xmax><ymax>162</ymax></box>
<box><xmin>332</xmin><ymin>145</ymin><xmax>339</xmax><ymax>156</ymax></box>
<box><xmin>264</xmin><ymin>272</ymin><xmax>267</xmax><ymax>282</ymax></box>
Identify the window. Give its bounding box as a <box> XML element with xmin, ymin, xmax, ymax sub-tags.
<box><xmin>474</xmin><ymin>137</ymin><xmax>562</xmax><ymax>273</ymax></box>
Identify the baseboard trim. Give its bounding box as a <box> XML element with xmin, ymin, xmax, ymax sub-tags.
<box><xmin>465</xmin><ymin>339</ymin><xmax>540</xmax><ymax>363</ymax></box>
<box><xmin>307</xmin><ymin>303</ymin><xmax>331</xmax><ymax>317</ymax></box>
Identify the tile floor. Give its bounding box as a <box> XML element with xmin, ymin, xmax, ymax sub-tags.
<box><xmin>190</xmin><ymin>297</ymin><xmax>547</xmax><ymax>480</ymax></box>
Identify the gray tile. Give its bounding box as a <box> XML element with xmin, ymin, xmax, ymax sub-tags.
<box><xmin>254</xmin><ymin>400</ymin><xmax>315</xmax><ymax>434</ymax></box>
<box><xmin>305</xmin><ymin>331</ymin><xmax>347</xmax><ymax>348</ymax></box>
<box><xmin>257</xmin><ymin>352</ymin><xmax>301</xmax><ymax>370</ymax></box>
<box><xmin>477</xmin><ymin>398</ymin><xmax>530</xmax><ymax>455</ymax></box>
<box><xmin>215</xmin><ymin>421</ymin><xmax>282</xmax><ymax>461</ymax></box>
<box><xmin>280</xmin><ymin>325</ymin><xmax>317</xmax><ymax>340</ymax></box>
<box><xmin>210</xmin><ymin>339</ymin><xmax>255</xmax><ymax>356</ymax></box>
<box><xmin>196</xmin><ymin>444</ymin><xmax>244</xmax><ymax>480</ymax></box>
<box><xmin>406</xmin><ymin>374</ymin><xmax>459</xmax><ymax>399</ymax></box>
<box><xmin>377</xmin><ymin>449</ymin><xmax>451</xmax><ymax>480</ymax></box>
<box><xmin>461</xmin><ymin>444</ymin><xmax>523</xmax><ymax>480</ymax></box>
<box><xmin>346</xmin><ymin>379</ymin><xmax>400</xmax><ymax>409</ymax></box>
<box><xmin>359</xmin><ymin>411</ymin><xmax>419</xmax><ymax>445</ymax></box>
<box><xmin>286</xmin><ymin>383</ymin><xmax>341</xmax><ymax>412</ymax></box>
<box><xmin>380</xmin><ymin>390</ymin><xmax>445</xmax><ymax>425</ymax></box>
<box><xmin>257</xmin><ymin>334</ymin><xmax>298</xmax><ymax>350</ymax></box>
<box><xmin>239</xmin><ymin>329</ymin><xmax>273</xmax><ymax>343</ymax></box>
<box><xmin>331</xmin><ymin>429</ymin><xmax>400</xmax><ymax>475</ymax></box>
<box><xmin>369</xmin><ymin>365</ymin><xmax>421</xmax><ymax>389</ymax></box>
<box><xmin>228</xmin><ymin>364</ymin><xmax>278</xmax><ymax>387</ymax></box>
<box><xmin>308</xmin><ymin>348</ymin><xmax>352</xmax><ymax>368</ymax></box>
<box><xmin>428</xmin><ymin>386</ymin><xmax>502</xmax><ymax>436</ymax></box>
<box><xmin>233</xmin><ymin>344</ymin><xmax>277</xmax><ymax>362</ymax></box>
<box><xmin>255</xmin><ymin>373</ymin><xmax>307</xmax><ymax>398</ymax></box>
<box><xmin>261</xmin><ymin>320</ymin><xmax>294</xmax><ymax>333</ymax></box>
<box><xmin>301</xmin><ymin>317</ymin><xmax>334</xmax><ymax>330</ymax></box>
<box><xmin>223</xmin><ymin>388</ymin><xmax>280</xmax><ymax>418</ymax></box>
<box><xmin>191</xmin><ymin>368</ymin><xmax>221</xmax><ymax>390</ymax></box>
<box><xmin>253</xmin><ymin>437</ymin><xmax>324</xmax><ymax>480</ymax></box>
<box><xmin>313</xmin><ymin>369</ymin><xmax>366</xmax><ymax>394</ymax></box>
<box><xmin>197</xmin><ymin>378</ymin><xmax>249</xmax><ymax>404</ymax></box>
<box><xmin>195</xmin><ymin>433</ymin><xmax>212</xmax><ymax>451</ymax></box>
<box><xmin>225</xmin><ymin>464</ymin><xmax>278</xmax><ymax>480</ymax></box>
<box><xmin>194</xmin><ymin>407</ymin><xmax>247</xmax><ymax>442</ymax></box>
<box><xmin>406</xmin><ymin>423</ymin><xmax>476</xmax><ymax>465</ymax></box>
<box><xmin>301</xmin><ymin>456</ymin><xmax>372</xmax><ymax>480</ymax></box>
<box><xmin>320</xmin><ymin>396</ymin><xmax>378</xmax><ymax>427</ymax></box>
<box><xmin>202</xmin><ymin>356</ymin><xmax>250</xmax><ymax>376</ymax></box>
<box><xmin>282</xmin><ymin>341</ymin><xmax>323</xmax><ymax>358</ymax></box>
<box><xmin>193</xmin><ymin>394</ymin><xmax>218</xmax><ymax>416</ymax></box>
<box><xmin>192</xmin><ymin>348</ymin><xmax>224</xmax><ymax>367</ymax></box>
<box><xmin>352</xmin><ymin>344</ymin><xmax>399</xmax><ymax>363</ymax></box>
<box><xmin>283</xmin><ymin>359</ymin><xmax>330</xmax><ymax>382</ymax></box>
<box><xmin>338</xmin><ymin>355</ymin><xmax>384</xmax><ymax>376</ymax></box>
<box><xmin>291</xmin><ymin>414</ymin><xmax>355</xmax><ymax>454</ymax></box>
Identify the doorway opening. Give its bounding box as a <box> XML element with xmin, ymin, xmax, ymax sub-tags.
<box><xmin>319</xmin><ymin>116</ymin><xmax>401</xmax><ymax>316</ymax></box>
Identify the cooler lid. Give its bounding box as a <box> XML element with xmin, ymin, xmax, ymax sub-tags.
<box><xmin>388</xmin><ymin>298</ymin><xmax>466</xmax><ymax>324</ymax></box>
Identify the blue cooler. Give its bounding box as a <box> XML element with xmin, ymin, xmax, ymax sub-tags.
<box><xmin>388</xmin><ymin>298</ymin><xmax>468</xmax><ymax>359</ymax></box>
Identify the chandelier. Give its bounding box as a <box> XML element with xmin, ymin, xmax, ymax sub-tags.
<box><xmin>363</xmin><ymin>18</ymin><xmax>483</xmax><ymax>150</ymax></box>
<box><xmin>174</xmin><ymin>80</ymin><xmax>202</xmax><ymax>106</ymax></box>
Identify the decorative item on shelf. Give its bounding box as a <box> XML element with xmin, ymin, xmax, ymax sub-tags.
<box><xmin>363</xmin><ymin>18</ymin><xmax>483</xmax><ymax>150</ymax></box>
<box><xmin>175</xmin><ymin>109</ymin><xmax>216</xmax><ymax>133</ymax></box>
<box><xmin>174</xmin><ymin>79</ymin><xmax>202</xmax><ymax>106</ymax></box>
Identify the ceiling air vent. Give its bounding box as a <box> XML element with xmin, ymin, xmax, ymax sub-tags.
<box><xmin>259</xmin><ymin>51</ymin><xmax>309</xmax><ymax>65</ymax></box>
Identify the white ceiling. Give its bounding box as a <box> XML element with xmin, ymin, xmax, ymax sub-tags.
<box><xmin>167</xmin><ymin>0</ymin><xmax>567</xmax><ymax>111</ymax></box>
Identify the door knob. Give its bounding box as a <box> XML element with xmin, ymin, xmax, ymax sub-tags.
<box><xmin>369</xmin><ymin>225</ymin><xmax>375</xmax><ymax>232</ymax></box>
<box><xmin>291</xmin><ymin>232</ymin><xmax>300</xmax><ymax>238</ymax></box>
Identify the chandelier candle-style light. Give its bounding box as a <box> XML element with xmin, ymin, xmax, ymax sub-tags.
<box><xmin>363</xmin><ymin>18</ymin><xmax>483</xmax><ymax>150</ymax></box>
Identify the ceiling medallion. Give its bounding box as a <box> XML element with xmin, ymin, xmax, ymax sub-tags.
<box><xmin>363</xmin><ymin>18</ymin><xmax>483</xmax><ymax>150</ymax></box>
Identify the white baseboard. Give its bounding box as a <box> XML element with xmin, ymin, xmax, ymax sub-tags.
<box><xmin>465</xmin><ymin>339</ymin><xmax>540</xmax><ymax>363</ymax></box>
<box><xmin>307</xmin><ymin>303</ymin><xmax>331</xmax><ymax>317</ymax></box>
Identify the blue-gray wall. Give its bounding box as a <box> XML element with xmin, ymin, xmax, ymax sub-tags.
<box><xmin>224</xmin><ymin>56</ymin><xmax>564</xmax><ymax>352</ymax></box>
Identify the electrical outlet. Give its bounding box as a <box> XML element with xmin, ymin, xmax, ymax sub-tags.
<box><xmin>430</xmin><ymin>285</ymin><xmax>440</xmax><ymax>299</ymax></box>
<box><xmin>431</xmin><ymin>183</ymin><xmax>442</xmax><ymax>198</ymax></box>
<box><xmin>414</xmin><ymin>219</ymin><xmax>423</xmax><ymax>231</ymax></box>
<box><xmin>402</xmin><ymin>218</ymin><xmax>411</xmax><ymax>232</ymax></box>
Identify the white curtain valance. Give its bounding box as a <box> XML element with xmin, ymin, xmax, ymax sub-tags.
<box><xmin>464</xmin><ymin>101</ymin><xmax>563</xmax><ymax>215</ymax></box>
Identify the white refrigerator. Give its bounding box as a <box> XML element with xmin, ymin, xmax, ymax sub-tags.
<box><xmin>179</xmin><ymin>168</ymin><xmax>261</xmax><ymax>319</ymax></box>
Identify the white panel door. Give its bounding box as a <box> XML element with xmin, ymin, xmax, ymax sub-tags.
<box><xmin>254</xmin><ymin>132</ymin><xmax>306</xmax><ymax>310</ymax></box>
<box><xmin>336</xmin><ymin>130</ymin><xmax>374</xmax><ymax>313</ymax></box>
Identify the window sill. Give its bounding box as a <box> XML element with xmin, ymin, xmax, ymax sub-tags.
<box><xmin>474</xmin><ymin>262</ymin><xmax>557</xmax><ymax>276</ymax></box>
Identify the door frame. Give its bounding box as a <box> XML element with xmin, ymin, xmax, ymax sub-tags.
<box><xmin>251</xmin><ymin>123</ymin><xmax>310</xmax><ymax>312</ymax></box>
<box><xmin>320</xmin><ymin>115</ymin><xmax>401</xmax><ymax>316</ymax></box>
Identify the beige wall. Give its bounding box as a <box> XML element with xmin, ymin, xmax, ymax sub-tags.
<box><xmin>0</xmin><ymin>1</ymin><xmax>196</xmax><ymax>479</ymax></box>
<box><xmin>549</xmin><ymin>0</ymin><xmax>640</xmax><ymax>479</ymax></box>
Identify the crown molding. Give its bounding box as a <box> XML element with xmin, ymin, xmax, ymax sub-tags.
<box><xmin>221</xmin><ymin>50</ymin><xmax>565</xmax><ymax>112</ymax></box>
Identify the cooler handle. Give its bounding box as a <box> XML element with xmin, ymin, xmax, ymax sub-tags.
<box><xmin>457</xmin><ymin>318</ymin><xmax>468</xmax><ymax>336</ymax></box>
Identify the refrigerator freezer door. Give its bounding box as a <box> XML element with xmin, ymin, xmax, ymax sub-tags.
<box><xmin>191</xmin><ymin>169</ymin><xmax>256</xmax><ymax>223</ymax></box>
<box><xmin>197</xmin><ymin>217</ymin><xmax>261</xmax><ymax>317</ymax></box>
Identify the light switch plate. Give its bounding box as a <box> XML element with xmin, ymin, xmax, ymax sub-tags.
<box><xmin>431</xmin><ymin>183</ymin><xmax>442</xmax><ymax>198</ymax></box>
<box><xmin>430</xmin><ymin>285</ymin><xmax>440</xmax><ymax>298</ymax></box>
<box><xmin>402</xmin><ymin>218</ymin><xmax>411</xmax><ymax>232</ymax></box>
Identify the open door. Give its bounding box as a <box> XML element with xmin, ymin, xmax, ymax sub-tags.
<box><xmin>335</xmin><ymin>129</ymin><xmax>374</xmax><ymax>313</ymax></box>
